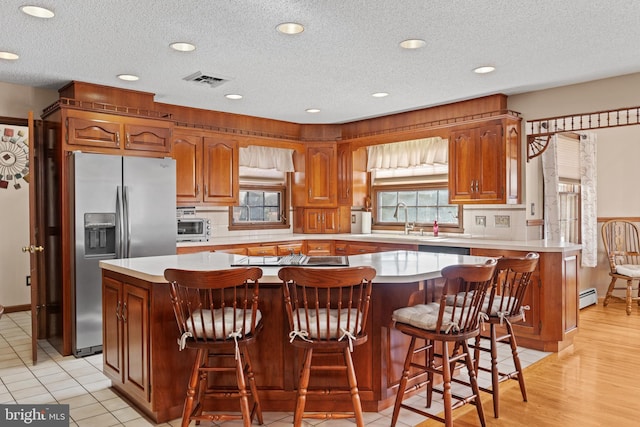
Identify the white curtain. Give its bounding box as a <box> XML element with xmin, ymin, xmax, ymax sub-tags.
<box><xmin>541</xmin><ymin>133</ymin><xmax>598</xmax><ymax>267</ymax></box>
<box><xmin>366</xmin><ymin>137</ymin><xmax>447</xmax><ymax>171</ymax></box>
<box><xmin>541</xmin><ymin>135</ymin><xmax>561</xmax><ymax>241</ymax></box>
<box><xmin>239</xmin><ymin>145</ymin><xmax>294</xmax><ymax>172</ymax></box>
<box><xmin>580</xmin><ymin>132</ymin><xmax>597</xmax><ymax>267</ymax></box>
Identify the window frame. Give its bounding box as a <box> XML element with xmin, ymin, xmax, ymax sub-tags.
<box><xmin>228</xmin><ymin>183</ymin><xmax>290</xmax><ymax>231</ymax></box>
<box><xmin>371</xmin><ymin>183</ymin><xmax>463</xmax><ymax>233</ymax></box>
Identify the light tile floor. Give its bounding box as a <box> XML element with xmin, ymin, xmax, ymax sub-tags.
<box><xmin>0</xmin><ymin>311</ymin><xmax>550</xmax><ymax>426</ymax></box>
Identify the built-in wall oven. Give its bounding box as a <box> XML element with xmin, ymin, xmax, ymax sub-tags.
<box><xmin>177</xmin><ymin>208</ymin><xmax>211</xmax><ymax>242</ymax></box>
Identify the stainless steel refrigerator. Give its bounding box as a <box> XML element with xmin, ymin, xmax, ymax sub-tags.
<box><xmin>71</xmin><ymin>152</ymin><xmax>177</xmax><ymax>356</ymax></box>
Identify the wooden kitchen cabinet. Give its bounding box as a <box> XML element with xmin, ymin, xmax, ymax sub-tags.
<box><xmin>448</xmin><ymin>116</ymin><xmax>521</xmax><ymax>204</ymax></box>
<box><xmin>66</xmin><ymin>109</ymin><xmax>172</xmax><ymax>154</ymax></box>
<box><xmin>247</xmin><ymin>245</ymin><xmax>277</xmax><ymax>256</ymax></box>
<box><xmin>277</xmin><ymin>242</ymin><xmax>305</xmax><ymax>255</ymax></box>
<box><xmin>470</xmin><ymin>247</ymin><xmax>580</xmax><ymax>351</ymax></box>
<box><xmin>306</xmin><ymin>240</ymin><xmax>334</xmax><ymax>256</ymax></box>
<box><xmin>292</xmin><ymin>143</ymin><xmax>337</xmax><ymax>207</ymax></box>
<box><xmin>102</xmin><ymin>270</ymin><xmax>192</xmax><ymax>423</ymax></box>
<box><xmin>293</xmin><ymin>206</ymin><xmax>351</xmax><ymax>234</ymax></box>
<box><xmin>102</xmin><ymin>274</ymin><xmax>150</xmax><ymax>405</ymax></box>
<box><xmin>173</xmin><ymin>127</ymin><xmax>239</xmax><ymax>206</ymax></box>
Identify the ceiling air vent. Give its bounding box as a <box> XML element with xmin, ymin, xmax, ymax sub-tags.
<box><xmin>183</xmin><ymin>71</ymin><xmax>230</xmax><ymax>88</ymax></box>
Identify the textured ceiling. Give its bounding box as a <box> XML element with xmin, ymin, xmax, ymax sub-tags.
<box><xmin>2</xmin><ymin>1</ymin><xmax>640</xmax><ymax>124</ymax></box>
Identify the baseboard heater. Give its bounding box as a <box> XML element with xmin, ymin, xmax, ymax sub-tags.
<box><xmin>579</xmin><ymin>287</ymin><xmax>598</xmax><ymax>309</ymax></box>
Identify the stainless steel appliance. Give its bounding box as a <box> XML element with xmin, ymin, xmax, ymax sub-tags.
<box><xmin>71</xmin><ymin>152</ymin><xmax>177</xmax><ymax>356</ymax></box>
<box><xmin>176</xmin><ymin>208</ymin><xmax>211</xmax><ymax>242</ymax></box>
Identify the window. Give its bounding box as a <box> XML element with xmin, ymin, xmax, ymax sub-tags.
<box><xmin>373</xmin><ymin>184</ymin><xmax>462</xmax><ymax>232</ymax></box>
<box><xmin>229</xmin><ymin>185</ymin><xmax>289</xmax><ymax>230</ymax></box>
<box><xmin>557</xmin><ymin>134</ymin><xmax>581</xmax><ymax>243</ymax></box>
<box><xmin>558</xmin><ymin>182</ymin><xmax>580</xmax><ymax>243</ymax></box>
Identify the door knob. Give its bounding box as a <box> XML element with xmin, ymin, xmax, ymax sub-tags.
<box><xmin>22</xmin><ymin>245</ymin><xmax>44</xmax><ymax>253</ymax></box>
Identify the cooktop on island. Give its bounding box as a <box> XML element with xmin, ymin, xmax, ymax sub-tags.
<box><xmin>231</xmin><ymin>254</ymin><xmax>349</xmax><ymax>267</ymax></box>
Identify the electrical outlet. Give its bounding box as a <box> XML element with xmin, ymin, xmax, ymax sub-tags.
<box><xmin>351</xmin><ymin>214</ymin><xmax>356</xmax><ymax>224</ymax></box>
<box><xmin>495</xmin><ymin>215</ymin><xmax>511</xmax><ymax>228</ymax></box>
<box><xmin>475</xmin><ymin>215</ymin><xmax>486</xmax><ymax>227</ymax></box>
<box><xmin>26</xmin><ymin>275</ymin><xmax>31</xmax><ymax>286</ymax></box>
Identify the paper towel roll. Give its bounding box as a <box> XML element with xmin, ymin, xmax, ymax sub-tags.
<box><xmin>361</xmin><ymin>211</ymin><xmax>372</xmax><ymax>234</ymax></box>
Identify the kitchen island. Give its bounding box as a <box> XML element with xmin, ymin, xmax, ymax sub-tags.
<box><xmin>99</xmin><ymin>250</ymin><xmax>492</xmax><ymax>423</ymax></box>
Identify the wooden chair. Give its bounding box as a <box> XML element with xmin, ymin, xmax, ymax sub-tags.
<box><xmin>278</xmin><ymin>266</ymin><xmax>376</xmax><ymax>427</ymax></box>
<box><xmin>164</xmin><ymin>267</ymin><xmax>264</xmax><ymax>427</ymax></box>
<box><xmin>601</xmin><ymin>220</ymin><xmax>640</xmax><ymax>315</ymax></box>
<box><xmin>469</xmin><ymin>252</ymin><xmax>539</xmax><ymax>418</ymax></box>
<box><xmin>390</xmin><ymin>259</ymin><xmax>497</xmax><ymax>427</ymax></box>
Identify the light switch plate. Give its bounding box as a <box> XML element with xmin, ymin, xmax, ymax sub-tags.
<box><xmin>475</xmin><ymin>216</ymin><xmax>486</xmax><ymax>227</ymax></box>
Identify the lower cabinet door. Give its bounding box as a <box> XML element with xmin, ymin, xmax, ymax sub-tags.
<box><xmin>103</xmin><ymin>276</ymin><xmax>123</xmax><ymax>379</ymax></box>
<box><xmin>123</xmin><ymin>283</ymin><xmax>150</xmax><ymax>402</ymax></box>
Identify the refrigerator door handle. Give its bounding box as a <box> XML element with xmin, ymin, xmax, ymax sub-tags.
<box><xmin>116</xmin><ymin>186</ymin><xmax>125</xmax><ymax>258</ymax></box>
<box><xmin>123</xmin><ymin>185</ymin><xmax>131</xmax><ymax>258</ymax></box>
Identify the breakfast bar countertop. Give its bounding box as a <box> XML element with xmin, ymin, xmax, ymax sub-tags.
<box><xmin>99</xmin><ymin>250</ymin><xmax>493</xmax><ymax>284</ymax></box>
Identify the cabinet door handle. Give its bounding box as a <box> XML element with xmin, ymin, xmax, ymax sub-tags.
<box><xmin>126</xmin><ymin>133</ymin><xmax>131</xmax><ymax>147</ymax></box>
<box><xmin>309</xmin><ymin>189</ymin><xmax>312</xmax><ymax>198</ymax></box>
<box><xmin>470</xmin><ymin>180</ymin><xmax>474</xmax><ymax>193</ymax></box>
<box><xmin>475</xmin><ymin>180</ymin><xmax>479</xmax><ymax>192</ymax></box>
<box><xmin>116</xmin><ymin>301</ymin><xmax>121</xmax><ymax>320</ymax></box>
<box><xmin>195</xmin><ymin>184</ymin><xmax>200</xmax><ymax>196</ymax></box>
<box><xmin>116</xmin><ymin>132</ymin><xmax>120</xmax><ymax>147</ymax></box>
<box><xmin>122</xmin><ymin>302</ymin><xmax>127</xmax><ymax>323</ymax></box>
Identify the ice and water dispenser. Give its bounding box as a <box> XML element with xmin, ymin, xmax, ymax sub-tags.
<box><xmin>83</xmin><ymin>213</ymin><xmax>116</xmax><ymax>257</ymax></box>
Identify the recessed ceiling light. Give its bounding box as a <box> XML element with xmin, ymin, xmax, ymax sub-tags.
<box><xmin>277</xmin><ymin>22</ymin><xmax>304</xmax><ymax>35</ymax></box>
<box><xmin>20</xmin><ymin>5</ymin><xmax>55</xmax><ymax>18</ymax></box>
<box><xmin>372</xmin><ymin>92</ymin><xmax>389</xmax><ymax>98</ymax></box>
<box><xmin>305</xmin><ymin>108</ymin><xmax>320</xmax><ymax>114</ymax></box>
<box><xmin>473</xmin><ymin>65</ymin><xmax>496</xmax><ymax>74</ymax></box>
<box><xmin>170</xmin><ymin>42</ymin><xmax>196</xmax><ymax>52</ymax></box>
<box><xmin>400</xmin><ymin>39</ymin><xmax>426</xmax><ymax>49</ymax></box>
<box><xmin>0</xmin><ymin>51</ymin><xmax>19</xmax><ymax>60</ymax></box>
<box><xmin>225</xmin><ymin>94</ymin><xmax>243</xmax><ymax>100</ymax></box>
<box><xmin>117</xmin><ymin>74</ymin><xmax>139</xmax><ymax>81</ymax></box>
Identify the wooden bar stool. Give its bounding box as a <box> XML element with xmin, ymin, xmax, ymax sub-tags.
<box><xmin>469</xmin><ymin>252</ymin><xmax>539</xmax><ymax>418</ymax></box>
<box><xmin>390</xmin><ymin>259</ymin><xmax>497</xmax><ymax>427</ymax></box>
<box><xmin>164</xmin><ymin>267</ymin><xmax>264</xmax><ymax>427</ymax></box>
<box><xmin>278</xmin><ymin>266</ymin><xmax>376</xmax><ymax>427</ymax></box>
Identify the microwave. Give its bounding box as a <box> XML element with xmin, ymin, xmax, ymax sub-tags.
<box><xmin>177</xmin><ymin>217</ymin><xmax>211</xmax><ymax>242</ymax></box>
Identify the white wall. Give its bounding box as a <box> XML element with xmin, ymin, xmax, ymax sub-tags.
<box><xmin>0</xmin><ymin>82</ymin><xmax>57</xmax><ymax>307</ymax></box>
<box><xmin>508</xmin><ymin>72</ymin><xmax>640</xmax><ymax>297</ymax></box>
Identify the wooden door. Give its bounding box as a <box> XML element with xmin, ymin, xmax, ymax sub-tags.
<box><xmin>475</xmin><ymin>124</ymin><xmax>503</xmax><ymax>201</ymax></box>
<box><xmin>202</xmin><ymin>136</ymin><xmax>238</xmax><ymax>205</ymax></box>
<box><xmin>66</xmin><ymin>111</ymin><xmax>122</xmax><ymax>149</ymax></box>
<box><xmin>306</xmin><ymin>144</ymin><xmax>336</xmax><ymax>206</ymax></box>
<box><xmin>27</xmin><ymin>112</ymin><xmax>46</xmax><ymax>363</ymax></box>
<box><xmin>123</xmin><ymin>283</ymin><xmax>150</xmax><ymax>402</ymax></box>
<box><xmin>449</xmin><ymin>127</ymin><xmax>477</xmax><ymax>202</ymax></box>
<box><xmin>173</xmin><ymin>129</ymin><xmax>202</xmax><ymax>204</ymax></box>
<box><xmin>323</xmin><ymin>208</ymin><xmax>339</xmax><ymax>233</ymax></box>
<box><xmin>123</xmin><ymin>120</ymin><xmax>172</xmax><ymax>153</ymax></box>
<box><xmin>102</xmin><ymin>275</ymin><xmax>123</xmax><ymax>379</ymax></box>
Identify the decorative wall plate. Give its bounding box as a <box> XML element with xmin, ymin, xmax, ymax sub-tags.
<box><xmin>0</xmin><ymin>125</ymin><xmax>29</xmax><ymax>190</ymax></box>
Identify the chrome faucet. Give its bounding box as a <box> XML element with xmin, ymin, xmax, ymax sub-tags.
<box><xmin>393</xmin><ymin>202</ymin><xmax>414</xmax><ymax>235</ymax></box>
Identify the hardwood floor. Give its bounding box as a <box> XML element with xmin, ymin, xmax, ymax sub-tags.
<box><xmin>419</xmin><ymin>301</ymin><xmax>640</xmax><ymax>426</ymax></box>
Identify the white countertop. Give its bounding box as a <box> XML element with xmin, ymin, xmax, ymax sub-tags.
<box><xmin>178</xmin><ymin>232</ymin><xmax>582</xmax><ymax>253</ymax></box>
<box><xmin>99</xmin><ymin>250</ymin><xmax>493</xmax><ymax>284</ymax></box>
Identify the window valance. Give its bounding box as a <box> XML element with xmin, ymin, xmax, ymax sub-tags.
<box><xmin>239</xmin><ymin>145</ymin><xmax>295</xmax><ymax>172</ymax></box>
<box><xmin>366</xmin><ymin>137</ymin><xmax>448</xmax><ymax>171</ymax></box>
